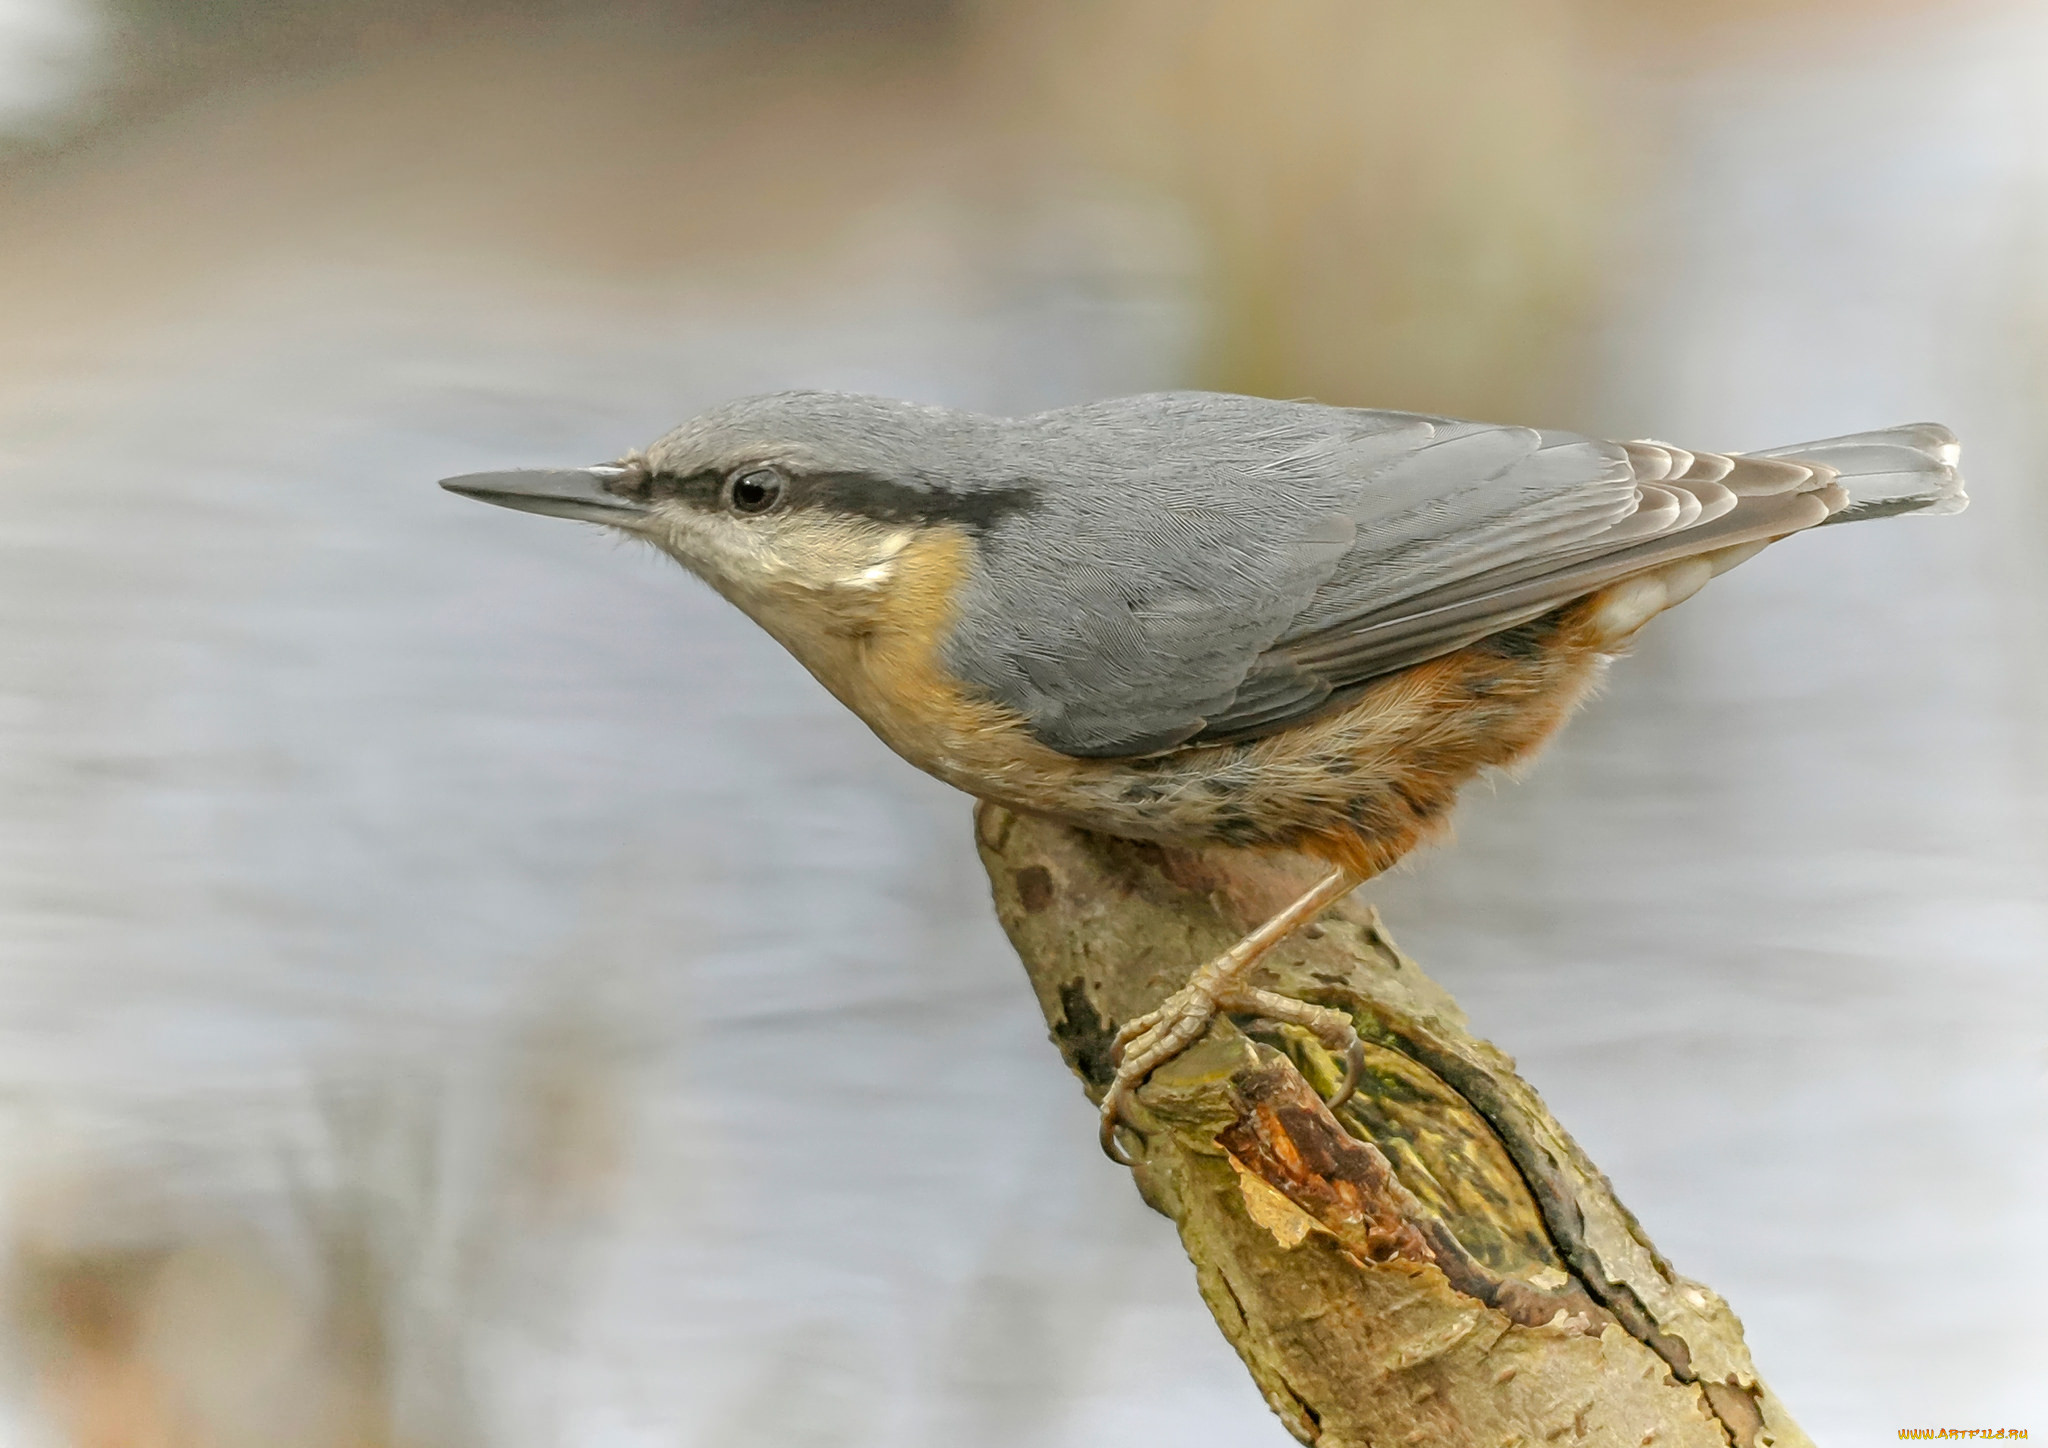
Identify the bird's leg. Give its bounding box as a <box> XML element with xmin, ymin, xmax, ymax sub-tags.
<box><xmin>1100</xmin><ymin>865</ymin><xmax>1367</xmax><ymax>1164</ymax></box>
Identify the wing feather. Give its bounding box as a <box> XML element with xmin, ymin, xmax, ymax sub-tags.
<box><xmin>1190</xmin><ymin>451</ymin><xmax>1846</xmax><ymax>743</ymax></box>
<box><xmin>1233</xmin><ymin>485</ymin><xmax>1834</xmax><ymax>709</ymax></box>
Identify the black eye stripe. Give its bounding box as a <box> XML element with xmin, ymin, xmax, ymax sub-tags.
<box><xmin>636</xmin><ymin>465</ymin><xmax>1039</xmax><ymax>532</ymax></box>
<box><xmin>805</xmin><ymin>471</ymin><xmax>1039</xmax><ymax>532</ymax></box>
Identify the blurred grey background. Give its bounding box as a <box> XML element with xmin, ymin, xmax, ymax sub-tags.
<box><xmin>0</xmin><ymin>0</ymin><xmax>2042</xmax><ymax>1442</ymax></box>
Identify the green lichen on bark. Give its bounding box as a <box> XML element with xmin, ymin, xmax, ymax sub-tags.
<box><xmin>974</xmin><ymin>802</ymin><xmax>1811</xmax><ymax>1448</ymax></box>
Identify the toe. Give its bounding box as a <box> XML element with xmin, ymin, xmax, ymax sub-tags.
<box><xmin>1110</xmin><ymin>1008</ymin><xmax>1162</xmax><ymax>1061</ymax></box>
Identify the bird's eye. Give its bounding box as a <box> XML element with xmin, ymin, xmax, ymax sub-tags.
<box><xmin>727</xmin><ymin>467</ymin><xmax>784</xmax><ymax>515</ymax></box>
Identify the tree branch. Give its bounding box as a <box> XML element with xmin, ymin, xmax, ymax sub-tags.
<box><xmin>974</xmin><ymin>802</ymin><xmax>1809</xmax><ymax>1448</ymax></box>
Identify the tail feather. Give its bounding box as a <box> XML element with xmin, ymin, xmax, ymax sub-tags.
<box><xmin>1752</xmin><ymin>423</ymin><xmax>1966</xmax><ymax>523</ymax></box>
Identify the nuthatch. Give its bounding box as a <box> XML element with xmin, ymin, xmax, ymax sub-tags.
<box><xmin>442</xmin><ymin>391</ymin><xmax>1965</xmax><ymax>1164</ymax></box>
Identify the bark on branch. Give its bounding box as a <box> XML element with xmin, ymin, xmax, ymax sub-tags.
<box><xmin>974</xmin><ymin>802</ymin><xmax>1810</xmax><ymax>1448</ymax></box>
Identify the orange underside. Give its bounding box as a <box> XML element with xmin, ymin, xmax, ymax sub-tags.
<box><xmin>1285</xmin><ymin>588</ymin><xmax>1631</xmax><ymax>881</ymax></box>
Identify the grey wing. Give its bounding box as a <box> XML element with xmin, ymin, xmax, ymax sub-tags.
<box><xmin>1195</xmin><ymin>436</ymin><xmax>1849</xmax><ymax>744</ymax></box>
<box><xmin>946</xmin><ymin>397</ymin><xmax>1850</xmax><ymax>758</ymax></box>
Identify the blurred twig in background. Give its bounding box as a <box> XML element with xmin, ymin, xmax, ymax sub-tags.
<box><xmin>964</xmin><ymin>0</ymin><xmax>1622</xmax><ymax>422</ymax></box>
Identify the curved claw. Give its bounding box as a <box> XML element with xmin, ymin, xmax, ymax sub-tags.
<box><xmin>1326</xmin><ymin>1036</ymin><xmax>1366</xmax><ymax>1113</ymax></box>
<box><xmin>1099</xmin><ymin>1093</ymin><xmax>1137</xmax><ymax>1165</ymax></box>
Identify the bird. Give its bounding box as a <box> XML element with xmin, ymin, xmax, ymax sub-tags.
<box><xmin>440</xmin><ymin>390</ymin><xmax>1965</xmax><ymax>1164</ymax></box>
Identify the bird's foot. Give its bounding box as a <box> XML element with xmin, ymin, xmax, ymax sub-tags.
<box><xmin>1098</xmin><ymin>980</ymin><xmax>1364</xmax><ymax>1165</ymax></box>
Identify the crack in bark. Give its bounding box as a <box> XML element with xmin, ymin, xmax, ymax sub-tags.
<box><xmin>1331</xmin><ymin>1003</ymin><xmax>1699</xmax><ymax>1381</ymax></box>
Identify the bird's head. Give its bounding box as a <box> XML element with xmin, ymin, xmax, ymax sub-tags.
<box><xmin>441</xmin><ymin>391</ymin><xmax>1034</xmax><ymax>647</ymax></box>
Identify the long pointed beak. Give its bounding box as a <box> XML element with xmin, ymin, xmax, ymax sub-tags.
<box><xmin>438</xmin><ymin>466</ymin><xmax>649</xmax><ymax>524</ymax></box>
